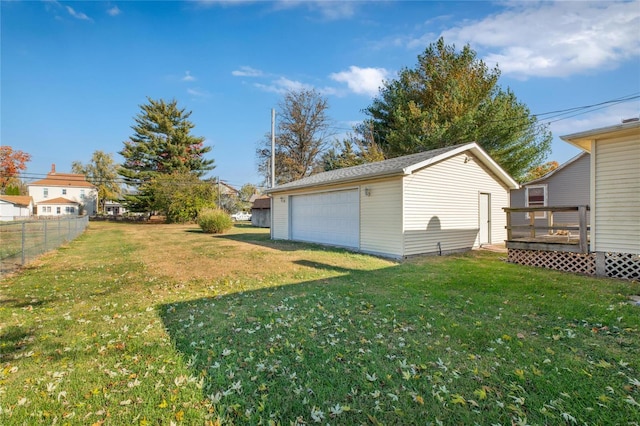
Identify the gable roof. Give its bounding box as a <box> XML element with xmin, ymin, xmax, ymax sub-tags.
<box><xmin>523</xmin><ymin>152</ymin><xmax>589</xmax><ymax>186</ymax></box>
<box><xmin>267</xmin><ymin>142</ymin><xmax>518</xmax><ymax>193</ymax></box>
<box><xmin>28</xmin><ymin>165</ymin><xmax>95</xmax><ymax>189</ymax></box>
<box><xmin>560</xmin><ymin>120</ymin><xmax>640</xmax><ymax>152</ymax></box>
<box><xmin>37</xmin><ymin>197</ymin><xmax>80</xmax><ymax>205</ymax></box>
<box><xmin>0</xmin><ymin>195</ymin><xmax>33</xmax><ymax>207</ymax></box>
<box><xmin>251</xmin><ymin>196</ymin><xmax>271</xmax><ymax>209</ymax></box>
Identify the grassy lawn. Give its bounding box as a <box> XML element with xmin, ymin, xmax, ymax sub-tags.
<box><xmin>1</xmin><ymin>221</ymin><xmax>639</xmax><ymax>425</ymax></box>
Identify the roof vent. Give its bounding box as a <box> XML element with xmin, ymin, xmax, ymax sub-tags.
<box><xmin>621</xmin><ymin>117</ymin><xmax>639</xmax><ymax>123</ymax></box>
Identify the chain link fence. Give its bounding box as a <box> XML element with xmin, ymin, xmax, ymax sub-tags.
<box><xmin>0</xmin><ymin>216</ymin><xmax>89</xmax><ymax>276</ymax></box>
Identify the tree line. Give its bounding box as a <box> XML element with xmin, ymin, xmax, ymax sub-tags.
<box><xmin>3</xmin><ymin>39</ymin><xmax>557</xmax><ymax>222</ymax></box>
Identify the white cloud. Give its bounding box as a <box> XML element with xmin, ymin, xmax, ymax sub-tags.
<box><xmin>439</xmin><ymin>1</ymin><xmax>640</xmax><ymax>79</ymax></box>
<box><xmin>329</xmin><ymin>66</ymin><xmax>390</xmax><ymax>97</ymax></box>
<box><xmin>187</xmin><ymin>88</ymin><xmax>210</xmax><ymax>98</ymax></box>
<box><xmin>196</xmin><ymin>0</ymin><xmax>357</xmax><ymax>20</ymax></box>
<box><xmin>232</xmin><ymin>66</ymin><xmax>263</xmax><ymax>77</ymax></box>
<box><xmin>182</xmin><ymin>71</ymin><xmax>196</xmax><ymax>82</ymax></box>
<box><xmin>307</xmin><ymin>1</ymin><xmax>357</xmax><ymax>20</ymax></box>
<box><xmin>254</xmin><ymin>77</ymin><xmax>314</xmax><ymax>94</ymax></box>
<box><xmin>107</xmin><ymin>6</ymin><xmax>121</xmax><ymax>17</ymax></box>
<box><xmin>65</xmin><ymin>5</ymin><xmax>92</xmax><ymax>22</ymax></box>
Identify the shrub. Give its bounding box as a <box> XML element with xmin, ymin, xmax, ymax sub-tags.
<box><xmin>198</xmin><ymin>208</ymin><xmax>233</xmax><ymax>234</ymax></box>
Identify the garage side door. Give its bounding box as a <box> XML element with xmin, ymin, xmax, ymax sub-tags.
<box><xmin>291</xmin><ymin>189</ymin><xmax>360</xmax><ymax>249</ymax></box>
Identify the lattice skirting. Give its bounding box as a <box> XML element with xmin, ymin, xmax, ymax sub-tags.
<box><xmin>508</xmin><ymin>249</ymin><xmax>596</xmax><ymax>275</ymax></box>
<box><xmin>508</xmin><ymin>249</ymin><xmax>640</xmax><ymax>280</ymax></box>
<box><xmin>605</xmin><ymin>252</ymin><xmax>640</xmax><ymax>280</ymax></box>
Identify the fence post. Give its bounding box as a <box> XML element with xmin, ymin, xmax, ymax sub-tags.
<box><xmin>21</xmin><ymin>221</ymin><xmax>26</xmax><ymax>265</ymax></box>
<box><xmin>44</xmin><ymin>221</ymin><xmax>48</xmax><ymax>251</ymax></box>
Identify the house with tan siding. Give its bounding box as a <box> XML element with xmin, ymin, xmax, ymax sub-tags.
<box><xmin>561</xmin><ymin>120</ymin><xmax>640</xmax><ymax>258</ymax></box>
<box><xmin>266</xmin><ymin>143</ymin><xmax>518</xmax><ymax>259</ymax></box>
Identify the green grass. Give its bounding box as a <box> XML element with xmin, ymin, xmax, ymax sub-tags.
<box><xmin>1</xmin><ymin>222</ymin><xmax>639</xmax><ymax>425</ymax></box>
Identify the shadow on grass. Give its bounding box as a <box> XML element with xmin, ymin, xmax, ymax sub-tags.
<box><xmin>0</xmin><ymin>326</ymin><xmax>35</xmax><ymax>361</ymax></box>
<box><xmin>187</xmin><ymin>223</ymin><xmax>361</xmax><ymax>256</ymax></box>
<box><xmin>156</xmin><ymin>255</ymin><xmax>640</xmax><ymax>424</ymax></box>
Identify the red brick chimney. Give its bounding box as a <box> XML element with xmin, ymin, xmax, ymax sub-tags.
<box><xmin>51</xmin><ymin>164</ymin><xmax>56</xmax><ymax>174</ymax></box>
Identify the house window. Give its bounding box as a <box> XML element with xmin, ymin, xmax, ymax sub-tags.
<box><xmin>80</xmin><ymin>189</ymin><xmax>85</xmax><ymax>200</ymax></box>
<box><xmin>62</xmin><ymin>189</ymin><xmax>67</xmax><ymax>195</ymax></box>
<box><xmin>525</xmin><ymin>185</ymin><xmax>547</xmax><ymax>219</ymax></box>
<box><xmin>44</xmin><ymin>188</ymin><xmax>48</xmax><ymax>198</ymax></box>
<box><xmin>56</xmin><ymin>207</ymin><xmax>61</xmax><ymax>214</ymax></box>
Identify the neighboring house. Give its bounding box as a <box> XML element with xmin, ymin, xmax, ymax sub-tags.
<box><xmin>28</xmin><ymin>164</ymin><xmax>98</xmax><ymax>216</ymax></box>
<box><xmin>104</xmin><ymin>200</ymin><xmax>127</xmax><ymax>216</ymax></box>
<box><xmin>510</xmin><ymin>152</ymin><xmax>590</xmax><ymax>236</ymax></box>
<box><xmin>217</xmin><ymin>180</ymin><xmax>239</xmax><ymax>196</ymax></box>
<box><xmin>251</xmin><ymin>196</ymin><xmax>271</xmax><ymax>228</ymax></box>
<box><xmin>266</xmin><ymin>142</ymin><xmax>518</xmax><ymax>259</ymax></box>
<box><xmin>35</xmin><ymin>197</ymin><xmax>81</xmax><ymax>217</ymax></box>
<box><xmin>561</xmin><ymin>120</ymin><xmax>640</xmax><ymax>258</ymax></box>
<box><xmin>0</xmin><ymin>195</ymin><xmax>34</xmax><ymax>221</ymax></box>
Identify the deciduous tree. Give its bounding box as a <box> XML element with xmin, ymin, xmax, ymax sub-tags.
<box><xmin>521</xmin><ymin>161</ymin><xmax>559</xmax><ymax>183</ymax></box>
<box><xmin>149</xmin><ymin>172</ymin><xmax>216</xmax><ymax>223</ymax></box>
<box><xmin>363</xmin><ymin>37</ymin><xmax>551</xmax><ymax>180</ymax></box>
<box><xmin>72</xmin><ymin>150</ymin><xmax>121</xmax><ymax>213</ymax></box>
<box><xmin>0</xmin><ymin>146</ymin><xmax>31</xmax><ymax>193</ymax></box>
<box><xmin>257</xmin><ymin>89</ymin><xmax>333</xmax><ymax>185</ymax></box>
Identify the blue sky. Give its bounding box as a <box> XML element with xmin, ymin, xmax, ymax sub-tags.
<box><xmin>2</xmin><ymin>0</ymin><xmax>639</xmax><ymax>189</ymax></box>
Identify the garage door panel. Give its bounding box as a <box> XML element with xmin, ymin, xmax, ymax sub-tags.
<box><xmin>291</xmin><ymin>190</ymin><xmax>359</xmax><ymax>248</ymax></box>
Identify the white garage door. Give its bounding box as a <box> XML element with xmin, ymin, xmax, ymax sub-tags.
<box><xmin>291</xmin><ymin>189</ymin><xmax>360</xmax><ymax>248</ymax></box>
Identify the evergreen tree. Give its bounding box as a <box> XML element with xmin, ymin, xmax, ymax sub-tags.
<box><xmin>363</xmin><ymin>38</ymin><xmax>551</xmax><ymax>180</ymax></box>
<box><xmin>119</xmin><ymin>98</ymin><xmax>214</xmax><ymax>211</ymax></box>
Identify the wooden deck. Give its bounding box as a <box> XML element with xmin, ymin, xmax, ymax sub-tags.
<box><xmin>503</xmin><ymin>205</ymin><xmax>590</xmax><ymax>253</ymax></box>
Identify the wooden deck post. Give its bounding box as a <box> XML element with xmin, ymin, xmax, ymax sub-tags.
<box><xmin>578</xmin><ymin>205</ymin><xmax>588</xmax><ymax>253</ymax></box>
<box><xmin>529</xmin><ymin>212</ymin><xmax>536</xmax><ymax>238</ymax></box>
<box><xmin>505</xmin><ymin>209</ymin><xmax>512</xmax><ymax>241</ymax></box>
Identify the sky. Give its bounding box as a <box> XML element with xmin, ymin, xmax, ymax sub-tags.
<box><xmin>2</xmin><ymin>0</ymin><xmax>639</xmax><ymax>189</ymax></box>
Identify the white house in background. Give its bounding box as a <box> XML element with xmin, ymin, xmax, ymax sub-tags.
<box><xmin>561</xmin><ymin>120</ymin><xmax>640</xmax><ymax>258</ymax></box>
<box><xmin>266</xmin><ymin>142</ymin><xmax>518</xmax><ymax>259</ymax></box>
<box><xmin>510</xmin><ymin>152</ymin><xmax>590</xmax><ymax>236</ymax></box>
<box><xmin>0</xmin><ymin>195</ymin><xmax>34</xmax><ymax>221</ymax></box>
<box><xmin>28</xmin><ymin>164</ymin><xmax>97</xmax><ymax>216</ymax></box>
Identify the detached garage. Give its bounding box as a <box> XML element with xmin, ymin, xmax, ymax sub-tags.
<box><xmin>266</xmin><ymin>142</ymin><xmax>518</xmax><ymax>259</ymax></box>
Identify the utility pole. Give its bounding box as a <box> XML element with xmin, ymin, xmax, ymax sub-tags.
<box><xmin>271</xmin><ymin>108</ymin><xmax>275</xmax><ymax>188</ymax></box>
<box><xmin>217</xmin><ymin>176</ymin><xmax>221</xmax><ymax>207</ymax></box>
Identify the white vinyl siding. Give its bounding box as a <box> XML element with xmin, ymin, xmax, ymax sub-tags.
<box><xmin>0</xmin><ymin>201</ymin><xmax>31</xmax><ymax>221</ymax></box>
<box><xmin>360</xmin><ymin>179</ymin><xmax>403</xmax><ymax>257</ymax></box>
<box><xmin>593</xmin><ymin>135</ymin><xmax>640</xmax><ymax>254</ymax></box>
<box><xmin>403</xmin><ymin>153</ymin><xmax>509</xmax><ymax>256</ymax></box>
<box><xmin>271</xmin><ymin>195</ymin><xmax>289</xmax><ymax>240</ymax></box>
<box><xmin>29</xmin><ymin>185</ymin><xmax>98</xmax><ymax>216</ymax></box>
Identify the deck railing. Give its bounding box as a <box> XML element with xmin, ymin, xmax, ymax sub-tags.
<box><xmin>502</xmin><ymin>205</ymin><xmax>590</xmax><ymax>253</ymax></box>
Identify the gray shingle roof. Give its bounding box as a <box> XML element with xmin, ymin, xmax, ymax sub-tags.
<box><xmin>267</xmin><ymin>143</ymin><xmax>469</xmax><ymax>193</ymax></box>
